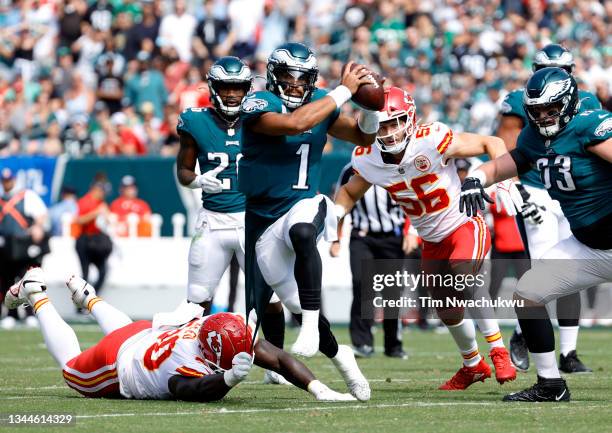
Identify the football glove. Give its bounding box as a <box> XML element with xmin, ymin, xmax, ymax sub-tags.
<box><xmin>196</xmin><ymin>170</ymin><xmax>224</xmax><ymax>194</ymax></box>
<box><xmin>515</xmin><ymin>183</ymin><xmax>545</xmax><ymax>225</ymax></box>
<box><xmin>495</xmin><ymin>179</ymin><xmax>524</xmax><ymax>217</ymax></box>
<box><xmin>459</xmin><ymin>177</ymin><xmax>493</xmax><ymax>217</ymax></box>
<box><xmin>223</xmin><ymin>352</ymin><xmax>253</xmax><ymax>387</ymax></box>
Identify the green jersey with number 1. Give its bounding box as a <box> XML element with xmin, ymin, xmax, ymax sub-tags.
<box><xmin>177</xmin><ymin>107</ymin><xmax>244</xmax><ymax>213</ymax></box>
<box><xmin>515</xmin><ymin>109</ymin><xmax>612</xmax><ymax>230</ymax></box>
<box><xmin>239</xmin><ymin>88</ymin><xmax>339</xmax><ymax>219</ymax></box>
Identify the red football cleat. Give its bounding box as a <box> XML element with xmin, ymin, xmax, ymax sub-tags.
<box><xmin>439</xmin><ymin>358</ymin><xmax>492</xmax><ymax>390</ymax></box>
<box><xmin>489</xmin><ymin>347</ymin><xmax>517</xmax><ymax>384</ymax></box>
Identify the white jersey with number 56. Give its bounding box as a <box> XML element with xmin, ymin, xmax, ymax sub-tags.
<box><xmin>117</xmin><ymin>318</ymin><xmax>214</xmax><ymax>399</ymax></box>
<box><xmin>352</xmin><ymin>122</ymin><xmax>468</xmax><ymax>242</ymax></box>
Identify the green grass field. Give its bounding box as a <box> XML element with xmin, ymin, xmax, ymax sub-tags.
<box><xmin>1</xmin><ymin>325</ymin><xmax>610</xmax><ymax>433</ymax></box>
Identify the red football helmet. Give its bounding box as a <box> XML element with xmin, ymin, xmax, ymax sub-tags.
<box><xmin>375</xmin><ymin>87</ymin><xmax>417</xmax><ymax>154</ymax></box>
<box><xmin>198</xmin><ymin>312</ymin><xmax>254</xmax><ymax>371</ymax></box>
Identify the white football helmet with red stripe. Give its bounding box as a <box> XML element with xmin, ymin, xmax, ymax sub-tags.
<box><xmin>375</xmin><ymin>87</ymin><xmax>417</xmax><ymax>154</ymax></box>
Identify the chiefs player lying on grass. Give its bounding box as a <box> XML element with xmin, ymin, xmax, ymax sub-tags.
<box><xmin>4</xmin><ymin>267</ymin><xmax>355</xmax><ymax>402</ymax></box>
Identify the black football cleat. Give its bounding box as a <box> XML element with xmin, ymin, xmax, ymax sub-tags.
<box><xmin>503</xmin><ymin>376</ymin><xmax>570</xmax><ymax>402</ymax></box>
<box><xmin>560</xmin><ymin>350</ymin><xmax>592</xmax><ymax>374</ymax></box>
<box><xmin>385</xmin><ymin>349</ymin><xmax>408</xmax><ymax>360</ymax></box>
<box><xmin>509</xmin><ymin>330</ymin><xmax>529</xmax><ymax>372</ymax></box>
<box><xmin>352</xmin><ymin>345</ymin><xmax>374</xmax><ymax>358</ymax></box>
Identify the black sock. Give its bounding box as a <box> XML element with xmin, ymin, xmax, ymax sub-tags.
<box><xmin>557</xmin><ymin>293</ymin><xmax>580</xmax><ymax>327</ymax></box>
<box><xmin>516</xmin><ymin>305</ymin><xmax>555</xmax><ymax>353</ymax></box>
<box><xmin>289</xmin><ymin>223</ymin><xmax>322</xmax><ymax>311</ymax></box>
<box><xmin>261</xmin><ymin>309</ymin><xmax>285</xmax><ymax>349</ymax></box>
<box><xmin>292</xmin><ymin>313</ymin><xmax>339</xmax><ymax>358</ymax></box>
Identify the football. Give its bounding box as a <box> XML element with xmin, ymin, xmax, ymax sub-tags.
<box><xmin>344</xmin><ymin>63</ymin><xmax>385</xmax><ymax>111</ymax></box>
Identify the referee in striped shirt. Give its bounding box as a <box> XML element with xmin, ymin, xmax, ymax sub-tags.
<box><xmin>331</xmin><ymin>163</ymin><xmax>419</xmax><ymax>359</ymax></box>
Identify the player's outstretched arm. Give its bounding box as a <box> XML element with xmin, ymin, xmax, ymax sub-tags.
<box><xmin>445</xmin><ymin>132</ymin><xmax>507</xmax><ymax>160</ymax></box>
<box><xmin>588</xmin><ymin>138</ymin><xmax>612</xmax><ymax>163</ymax></box>
<box><xmin>328</xmin><ymin>112</ymin><xmax>377</xmax><ymax>147</ymax></box>
<box><xmin>168</xmin><ymin>373</ymin><xmax>232</xmax><ymax>402</ymax></box>
<box><xmin>254</xmin><ymin>340</ymin><xmax>313</xmax><ymax>390</ymax></box>
<box><xmin>253</xmin><ymin>340</ymin><xmax>355</xmax><ymax>401</ymax></box>
<box><xmin>248</xmin><ymin>63</ymin><xmax>372</xmax><ymax>136</ymax></box>
<box><xmin>168</xmin><ymin>352</ymin><xmax>253</xmax><ymax>402</ymax></box>
<box><xmin>334</xmin><ymin>173</ymin><xmax>372</xmax><ymax>220</ymax></box>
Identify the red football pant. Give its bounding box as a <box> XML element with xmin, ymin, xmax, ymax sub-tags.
<box><xmin>62</xmin><ymin>320</ymin><xmax>152</xmax><ymax>398</ymax></box>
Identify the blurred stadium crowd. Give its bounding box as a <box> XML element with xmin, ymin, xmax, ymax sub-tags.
<box><xmin>0</xmin><ymin>0</ymin><xmax>611</xmax><ymax>158</ymax></box>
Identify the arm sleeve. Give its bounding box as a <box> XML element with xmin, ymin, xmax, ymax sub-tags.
<box><xmin>168</xmin><ymin>373</ymin><xmax>231</xmax><ymax>402</ymax></box>
<box><xmin>509</xmin><ymin>147</ymin><xmax>533</xmax><ymax>175</ymax></box>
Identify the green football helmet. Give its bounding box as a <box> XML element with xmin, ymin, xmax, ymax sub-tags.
<box><xmin>207</xmin><ymin>56</ymin><xmax>252</xmax><ymax>118</ymax></box>
<box><xmin>523</xmin><ymin>67</ymin><xmax>579</xmax><ymax>137</ymax></box>
<box><xmin>267</xmin><ymin>43</ymin><xmax>318</xmax><ymax>109</ymax></box>
<box><xmin>532</xmin><ymin>44</ymin><xmax>575</xmax><ymax>74</ymax></box>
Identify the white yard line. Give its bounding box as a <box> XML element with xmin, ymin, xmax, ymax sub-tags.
<box><xmin>73</xmin><ymin>401</ymin><xmax>609</xmax><ymax>420</ymax></box>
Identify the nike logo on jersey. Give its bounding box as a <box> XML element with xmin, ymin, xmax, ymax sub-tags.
<box><xmin>598</xmin><ymin>114</ymin><xmax>607</xmax><ymax>119</ymax></box>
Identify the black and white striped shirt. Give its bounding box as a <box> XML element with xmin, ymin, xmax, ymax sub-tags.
<box><xmin>336</xmin><ymin>162</ymin><xmax>405</xmax><ymax>236</ymax></box>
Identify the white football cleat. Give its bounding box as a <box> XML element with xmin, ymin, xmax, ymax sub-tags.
<box><xmin>262</xmin><ymin>370</ymin><xmax>292</xmax><ymax>386</ymax></box>
<box><xmin>331</xmin><ymin>345</ymin><xmax>371</xmax><ymax>401</ymax></box>
<box><xmin>66</xmin><ymin>275</ymin><xmax>97</xmax><ymax>310</ymax></box>
<box><xmin>4</xmin><ymin>267</ymin><xmax>47</xmax><ymax>309</ymax></box>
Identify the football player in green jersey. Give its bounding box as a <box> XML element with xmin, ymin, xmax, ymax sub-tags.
<box><xmin>460</xmin><ymin>67</ymin><xmax>612</xmax><ymax>402</ymax></box>
<box><xmin>497</xmin><ymin>44</ymin><xmax>602</xmax><ymax>373</ymax></box>
<box><xmin>170</xmin><ymin>56</ymin><xmax>287</xmax><ymax>385</ymax></box>
<box><xmin>239</xmin><ymin>43</ymin><xmax>377</xmax><ymax>401</ymax></box>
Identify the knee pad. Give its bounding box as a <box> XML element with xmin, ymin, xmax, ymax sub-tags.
<box><xmin>288</xmin><ymin>223</ymin><xmax>317</xmax><ymax>255</ymax></box>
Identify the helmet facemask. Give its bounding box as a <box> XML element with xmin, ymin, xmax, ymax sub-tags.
<box><xmin>375</xmin><ymin>98</ymin><xmax>416</xmax><ymax>154</ymax></box>
<box><xmin>267</xmin><ymin>64</ymin><xmax>317</xmax><ymax>109</ymax></box>
<box><xmin>209</xmin><ymin>80</ymin><xmax>252</xmax><ymax>119</ymax></box>
<box><xmin>525</xmin><ymin>98</ymin><xmax>571</xmax><ymax>137</ymax></box>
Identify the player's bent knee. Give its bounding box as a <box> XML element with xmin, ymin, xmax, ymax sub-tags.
<box><xmin>288</xmin><ymin>223</ymin><xmax>317</xmax><ymax>254</ymax></box>
<box><xmin>187</xmin><ymin>284</ymin><xmax>214</xmax><ymax>304</ymax></box>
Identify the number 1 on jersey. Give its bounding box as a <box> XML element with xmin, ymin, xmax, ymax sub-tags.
<box><xmin>292</xmin><ymin>143</ymin><xmax>310</xmax><ymax>190</ymax></box>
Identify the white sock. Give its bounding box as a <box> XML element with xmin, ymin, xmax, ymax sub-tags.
<box><xmin>90</xmin><ymin>300</ymin><xmax>133</xmax><ymax>335</ymax></box>
<box><xmin>515</xmin><ymin>323</ymin><xmax>522</xmax><ymax>335</ymax></box>
<box><xmin>476</xmin><ymin>318</ymin><xmax>505</xmax><ymax>349</ymax></box>
<box><xmin>558</xmin><ymin>326</ymin><xmax>579</xmax><ymax>356</ymax></box>
<box><xmin>35</xmin><ymin>300</ymin><xmax>81</xmax><ymax>368</ymax></box>
<box><xmin>300</xmin><ymin>309</ymin><xmax>320</xmax><ymax>333</ymax></box>
<box><xmin>447</xmin><ymin>320</ymin><xmax>481</xmax><ymax>367</ymax></box>
<box><xmin>532</xmin><ymin>351</ymin><xmax>561</xmax><ymax>378</ymax></box>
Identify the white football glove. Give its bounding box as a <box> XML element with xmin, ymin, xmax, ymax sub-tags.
<box><xmin>494</xmin><ymin>179</ymin><xmax>523</xmax><ymax>216</ymax></box>
<box><xmin>223</xmin><ymin>352</ymin><xmax>253</xmax><ymax>387</ymax></box>
<box><xmin>196</xmin><ymin>170</ymin><xmax>224</xmax><ymax>194</ymax></box>
<box><xmin>308</xmin><ymin>380</ymin><xmax>357</xmax><ymax>401</ymax></box>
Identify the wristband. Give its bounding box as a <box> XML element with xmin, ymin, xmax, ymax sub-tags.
<box><xmin>470</xmin><ymin>169</ymin><xmax>487</xmax><ymax>186</ymax></box>
<box><xmin>334</xmin><ymin>204</ymin><xmax>348</xmax><ymax>219</ymax></box>
<box><xmin>187</xmin><ymin>175</ymin><xmax>202</xmax><ymax>190</ymax></box>
<box><xmin>328</xmin><ymin>85</ymin><xmax>352</xmax><ymax>109</ymax></box>
<box><xmin>358</xmin><ymin>110</ymin><xmax>380</xmax><ymax>134</ymax></box>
